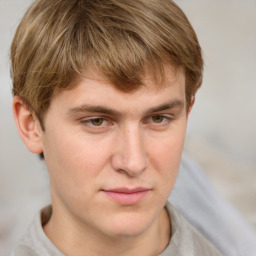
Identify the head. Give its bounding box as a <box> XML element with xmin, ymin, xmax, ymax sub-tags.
<box><xmin>11</xmin><ymin>0</ymin><xmax>203</xmax><ymax>124</ymax></box>
<box><xmin>11</xmin><ymin>0</ymin><xmax>203</xmax><ymax>250</ymax></box>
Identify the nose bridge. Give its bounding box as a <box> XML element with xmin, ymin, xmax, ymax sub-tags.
<box><xmin>112</xmin><ymin>123</ymin><xmax>147</xmax><ymax>176</ymax></box>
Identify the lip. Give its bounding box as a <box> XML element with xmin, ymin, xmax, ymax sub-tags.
<box><xmin>102</xmin><ymin>187</ymin><xmax>151</xmax><ymax>205</ymax></box>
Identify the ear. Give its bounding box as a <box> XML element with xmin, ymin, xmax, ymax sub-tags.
<box><xmin>187</xmin><ymin>95</ymin><xmax>195</xmax><ymax>118</ymax></box>
<box><xmin>13</xmin><ymin>96</ymin><xmax>43</xmax><ymax>154</ymax></box>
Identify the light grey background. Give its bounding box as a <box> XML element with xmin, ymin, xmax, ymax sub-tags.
<box><xmin>0</xmin><ymin>0</ymin><xmax>256</xmax><ymax>255</ymax></box>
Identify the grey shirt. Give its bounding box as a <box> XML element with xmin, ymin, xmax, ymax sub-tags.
<box><xmin>169</xmin><ymin>154</ymin><xmax>256</xmax><ymax>256</ymax></box>
<box><xmin>11</xmin><ymin>202</ymin><xmax>223</xmax><ymax>256</ymax></box>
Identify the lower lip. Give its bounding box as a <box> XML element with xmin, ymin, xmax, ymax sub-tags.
<box><xmin>103</xmin><ymin>190</ymin><xmax>150</xmax><ymax>205</ymax></box>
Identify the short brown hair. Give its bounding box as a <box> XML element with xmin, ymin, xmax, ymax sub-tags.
<box><xmin>11</xmin><ymin>0</ymin><xmax>203</xmax><ymax>123</ymax></box>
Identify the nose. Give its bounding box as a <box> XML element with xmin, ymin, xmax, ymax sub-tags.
<box><xmin>111</xmin><ymin>125</ymin><xmax>148</xmax><ymax>177</ymax></box>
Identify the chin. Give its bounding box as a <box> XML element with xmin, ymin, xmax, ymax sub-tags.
<box><xmin>103</xmin><ymin>211</ymin><xmax>155</xmax><ymax>238</ymax></box>
<box><xmin>109</xmin><ymin>225</ymin><xmax>149</xmax><ymax>238</ymax></box>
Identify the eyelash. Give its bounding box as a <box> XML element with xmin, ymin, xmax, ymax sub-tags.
<box><xmin>81</xmin><ymin>117</ymin><xmax>112</xmax><ymax>128</ymax></box>
<box><xmin>145</xmin><ymin>115</ymin><xmax>173</xmax><ymax>129</ymax></box>
<box><xmin>80</xmin><ymin>114</ymin><xmax>173</xmax><ymax>131</ymax></box>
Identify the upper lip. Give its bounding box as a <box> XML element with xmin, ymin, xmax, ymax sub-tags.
<box><xmin>102</xmin><ymin>187</ymin><xmax>151</xmax><ymax>193</ymax></box>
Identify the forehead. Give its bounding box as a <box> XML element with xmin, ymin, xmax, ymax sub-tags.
<box><xmin>48</xmin><ymin>66</ymin><xmax>186</xmax><ymax>115</ymax></box>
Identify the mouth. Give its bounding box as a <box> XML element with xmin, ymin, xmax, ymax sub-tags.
<box><xmin>101</xmin><ymin>187</ymin><xmax>151</xmax><ymax>205</ymax></box>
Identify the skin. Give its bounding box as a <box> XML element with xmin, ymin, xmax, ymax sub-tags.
<box><xmin>13</xmin><ymin>67</ymin><xmax>193</xmax><ymax>256</ymax></box>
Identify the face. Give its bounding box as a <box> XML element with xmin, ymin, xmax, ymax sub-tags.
<box><xmin>40</xmin><ymin>67</ymin><xmax>189</xmax><ymax>239</ymax></box>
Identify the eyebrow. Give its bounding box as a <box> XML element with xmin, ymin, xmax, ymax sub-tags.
<box><xmin>67</xmin><ymin>99</ymin><xmax>184</xmax><ymax>117</ymax></box>
<box><xmin>67</xmin><ymin>105</ymin><xmax>121</xmax><ymax>117</ymax></box>
<box><xmin>144</xmin><ymin>100</ymin><xmax>184</xmax><ymax>115</ymax></box>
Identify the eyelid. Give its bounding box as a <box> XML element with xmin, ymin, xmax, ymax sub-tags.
<box><xmin>81</xmin><ymin>116</ymin><xmax>112</xmax><ymax>128</ymax></box>
<box><xmin>144</xmin><ymin>114</ymin><xmax>173</xmax><ymax>124</ymax></box>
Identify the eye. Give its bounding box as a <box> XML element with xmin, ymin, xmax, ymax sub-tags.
<box><xmin>81</xmin><ymin>117</ymin><xmax>109</xmax><ymax>128</ymax></box>
<box><xmin>144</xmin><ymin>114</ymin><xmax>173</xmax><ymax>129</ymax></box>
<box><xmin>90</xmin><ymin>118</ymin><xmax>105</xmax><ymax>126</ymax></box>
<box><xmin>151</xmin><ymin>115</ymin><xmax>165</xmax><ymax>123</ymax></box>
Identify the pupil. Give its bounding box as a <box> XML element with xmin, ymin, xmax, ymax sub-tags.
<box><xmin>92</xmin><ymin>118</ymin><xmax>103</xmax><ymax>126</ymax></box>
<box><xmin>153</xmin><ymin>116</ymin><xmax>163</xmax><ymax>123</ymax></box>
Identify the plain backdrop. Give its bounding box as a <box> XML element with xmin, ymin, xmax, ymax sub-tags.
<box><xmin>0</xmin><ymin>0</ymin><xmax>256</xmax><ymax>255</ymax></box>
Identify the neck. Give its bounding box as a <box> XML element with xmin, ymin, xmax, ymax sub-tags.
<box><xmin>43</xmin><ymin>206</ymin><xmax>171</xmax><ymax>256</ymax></box>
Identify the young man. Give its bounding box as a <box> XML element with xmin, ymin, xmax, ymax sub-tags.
<box><xmin>10</xmin><ymin>0</ymin><xmax>222</xmax><ymax>255</ymax></box>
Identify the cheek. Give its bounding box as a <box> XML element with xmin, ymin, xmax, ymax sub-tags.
<box><xmin>43</xmin><ymin>132</ymin><xmax>114</xmax><ymax>213</ymax></box>
<box><xmin>148</xmin><ymin>126</ymin><xmax>186</xmax><ymax>190</ymax></box>
<box><xmin>150</xmin><ymin>128</ymin><xmax>185</xmax><ymax>165</ymax></box>
<box><xmin>43</xmin><ymin>129</ymin><xmax>114</xmax><ymax>187</ymax></box>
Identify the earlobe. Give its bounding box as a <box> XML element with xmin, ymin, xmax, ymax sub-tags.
<box><xmin>13</xmin><ymin>96</ymin><xmax>43</xmax><ymax>154</ymax></box>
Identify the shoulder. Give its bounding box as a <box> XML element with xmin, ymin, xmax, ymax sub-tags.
<box><xmin>11</xmin><ymin>205</ymin><xmax>64</xmax><ymax>256</ymax></box>
<box><xmin>11</xmin><ymin>244</ymin><xmax>36</xmax><ymax>256</ymax></box>
<box><xmin>162</xmin><ymin>202</ymin><xmax>223</xmax><ymax>256</ymax></box>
